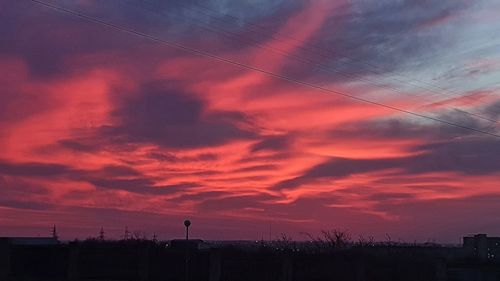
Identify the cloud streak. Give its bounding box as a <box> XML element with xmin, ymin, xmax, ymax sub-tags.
<box><xmin>0</xmin><ymin>0</ymin><xmax>499</xmax><ymax>242</ymax></box>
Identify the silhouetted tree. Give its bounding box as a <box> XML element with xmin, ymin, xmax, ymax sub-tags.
<box><xmin>301</xmin><ymin>232</ymin><xmax>324</xmax><ymax>252</ymax></box>
<box><xmin>275</xmin><ymin>233</ymin><xmax>296</xmax><ymax>252</ymax></box>
<box><xmin>321</xmin><ymin>229</ymin><xmax>352</xmax><ymax>249</ymax></box>
<box><xmin>356</xmin><ymin>234</ymin><xmax>375</xmax><ymax>247</ymax></box>
<box><xmin>301</xmin><ymin>229</ymin><xmax>352</xmax><ymax>252</ymax></box>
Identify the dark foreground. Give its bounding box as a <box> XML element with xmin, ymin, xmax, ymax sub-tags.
<box><xmin>1</xmin><ymin>238</ymin><xmax>499</xmax><ymax>281</ymax></box>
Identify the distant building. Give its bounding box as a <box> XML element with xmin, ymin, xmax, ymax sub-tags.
<box><xmin>169</xmin><ymin>239</ymin><xmax>205</xmax><ymax>250</ymax></box>
<box><xmin>463</xmin><ymin>234</ymin><xmax>500</xmax><ymax>260</ymax></box>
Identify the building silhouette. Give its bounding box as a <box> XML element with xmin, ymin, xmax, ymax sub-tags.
<box><xmin>463</xmin><ymin>233</ymin><xmax>500</xmax><ymax>260</ymax></box>
<box><xmin>2</xmin><ymin>234</ymin><xmax>500</xmax><ymax>280</ymax></box>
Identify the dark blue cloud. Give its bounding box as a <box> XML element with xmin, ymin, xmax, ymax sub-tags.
<box><xmin>0</xmin><ymin>160</ymin><xmax>196</xmax><ymax>195</ymax></box>
<box><xmin>0</xmin><ymin>161</ymin><xmax>71</xmax><ymax>177</ymax></box>
<box><xmin>0</xmin><ymin>199</ymin><xmax>53</xmax><ymax>211</ymax></box>
<box><xmin>0</xmin><ymin>1</ymin><xmax>147</xmax><ymax>77</ymax></box>
<box><xmin>147</xmin><ymin>152</ymin><xmax>219</xmax><ymax>163</ymax></box>
<box><xmin>273</xmin><ymin>137</ymin><xmax>500</xmax><ymax>190</ymax></box>
<box><xmin>0</xmin><ymin>0</ymin><xmax>301</xmax><ymax>78</ymax></box>
<box><xmin>172</xmin><ymin>191</ymin><xmax>229</xmax><ymax>203</ymax></box>
<box><xmin>233</xmin><ymin>164</ymin><xmax>279</xmax><ymax>173</ymax></box>
<box><xmin>250</xmin><ymin>135</ymin><xmax>291</xmax><ymax>152</ymax></box>
<box><xmin>0</xmin><ymin>176</ymin><xmax>53</xmax><ymax>210</ymax></box>
<box><xmin>330</xmin><ymin>109</ymin><xmax>496</xmax><ymax>141</ymax></box>
<box><xmin>57</xmin><ymin>139</ymin><xmax>101</xmax><ymax>153</ymax></box>
<box><xmin>198</xmin><ymin>193</ymin><xmax>279</xmax><ymax>211</ymax></box>
<box><xmin>108</xmin><ymin>81</ymin><xmax>255</xmax><ymax>148</ymax></box>
<box><xmin>0</xmin><ymin>0</ymin><xmax>473</xmax><ymax>87</ymax></box>
<box><xmin>367</xmin><ymin>192</ymin><xmax>416</xmax><ymax>202</ymax></box>
<box><xmin>277</xmin><ymin>0</ymin><xmax>472</xmax><ymax>82</ymax></box>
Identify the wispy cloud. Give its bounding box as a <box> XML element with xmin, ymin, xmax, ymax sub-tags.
<box><xmin>0</xmin><ymin>0</ymin><xmax>499</xmax><ymax>242</ymax></box>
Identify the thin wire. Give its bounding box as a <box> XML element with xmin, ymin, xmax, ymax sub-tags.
<box><xmin>129</xmin><ymin>0</ymin><xmax>499</xmax><ymax>125</ymax></box>
<box><xmin>30</xmin><ymin>0</ymin><xmax>500</xmax><ymax>139</ymax></box>
<box><xmin>125</xmin><ymin>2</ymin><xmax>420</xmax><ymax>96</ymax></box>
<box><xmin>163</xmin><ymin>0</ymin><xmax>453</xmax><ymax>95</ymax></box>
<box><xmin>151</xmin><ymin>0</ymin><xmax>492</xmax><ymax>105</ymax></box>
<box><xmin>189</xmin><ymin>1</ymin><xmax>498</xmax><ymax>121</ymax></box>
<box><xmin>454</xmin><ymin>109</ymin><xmax>499</xmax><ymax>124</ymax></box>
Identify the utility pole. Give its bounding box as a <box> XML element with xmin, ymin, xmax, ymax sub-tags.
<box><xmin>51</xmin><ymin>225</ymin><xmax>58</xmax><ymax>241</ymax></box>
<box><xmin>124</xmin><ymin>226</ymin><xmax>130</xmax><ymax>240</ymax></box>
<box><xmin>269</xmin><ymin>222</ymin><xmax>272</xmax><ymax>242</ymax></box>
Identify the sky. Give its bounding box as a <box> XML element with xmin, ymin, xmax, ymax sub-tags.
<box><xmin>0</xmin><ymin>0</ymin><xmax>500</xmax><ymax>242</ymax></box>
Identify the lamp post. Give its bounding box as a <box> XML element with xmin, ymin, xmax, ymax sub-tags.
<box><xmin>184</xmin><ymin>220</ymin><xmax>191</xmax><ymax>241</ymax></box>
<box><xmin>184</xmin><ymin>219</ymin><xmax>191</xmax><ymax>281</ymax></box>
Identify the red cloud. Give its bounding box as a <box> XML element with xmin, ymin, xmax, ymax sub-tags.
<box><xmin>0</xmin><ymin>0</ymin><xmax>499</xmax><ymax>242</ymax></box>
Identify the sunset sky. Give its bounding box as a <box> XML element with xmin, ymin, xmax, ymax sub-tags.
<box><xmin>1</xmin><ymin>0</ymin><xmax>500</xmax><ymax>242</ymax></box>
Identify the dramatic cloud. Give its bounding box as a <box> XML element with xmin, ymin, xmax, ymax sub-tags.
<box><xmin>0</xmin><ymin>0</ymin><xmax>499</xmax><ymax>242</ymax></box>
<box><xmin>108</xmin><ymin>81</ymin><xmax>255</xmax><ymax>148</ymax></box>
<box><xmin>273</xmin><ymin>136</ymin><xmax>500</xmax><ymax>190</ymax></box>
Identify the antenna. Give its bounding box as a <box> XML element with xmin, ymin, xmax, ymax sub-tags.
<box><xmin>51</xmin><ymin>225</ymin><xmax>58</xmax><ymax>240</ymax></box>
<box><xmin>269</xmin><ymin>222</ymin><xmax>272</xmax><ymax>241</ymax></box>
<box><xmin>99</xmin><ymin>227</ymin><xmax>105</xmax><ymax>241</ymax></box>
<box><xmin>124</xmin><ymin>226</ymin><xmax>130</xmax><ymax>240</ymax></box>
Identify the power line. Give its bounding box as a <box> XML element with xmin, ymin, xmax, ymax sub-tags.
<box><xmin>453</xmin><ymin>109</ymin><xmax>499</xmax><ymax>124</ymax></box>
<box><xmin>139</xmin><ymin>0</ymin><xmax>496</xmax><ymax>110</ymax></box>
<box><xmin>37</xmin><ymin>0</ymin><xmax>499</xmax><ymax>127</ymax></box>
<box><xmin>30</xmin><ymin>0</ymin><xmax>500</xmax><ymax>139</ymax></box>
<box><xmin>126</xmin><ymin>0</ymin><xmax>499</xmax><ymax>125</ymax></box>
<box><xmin>145</xmin><ymin>0</ymin><xmax>454</xmax><ymax>96</ymax></box>
<box><xmin>125</xmin><ymin>0</ymin><xmax>423</xmax><ymax>98</ymax></box>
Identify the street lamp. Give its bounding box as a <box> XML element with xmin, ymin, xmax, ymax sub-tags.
<box><xmin>184</xmin><ymin>219</ymin><xmax>191</xmax><ymax>240</ymax></box>
<box><xmin>183</xmin><ymin>219</ymin><xmax>191</xmax><ymax>281</ymax></box>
